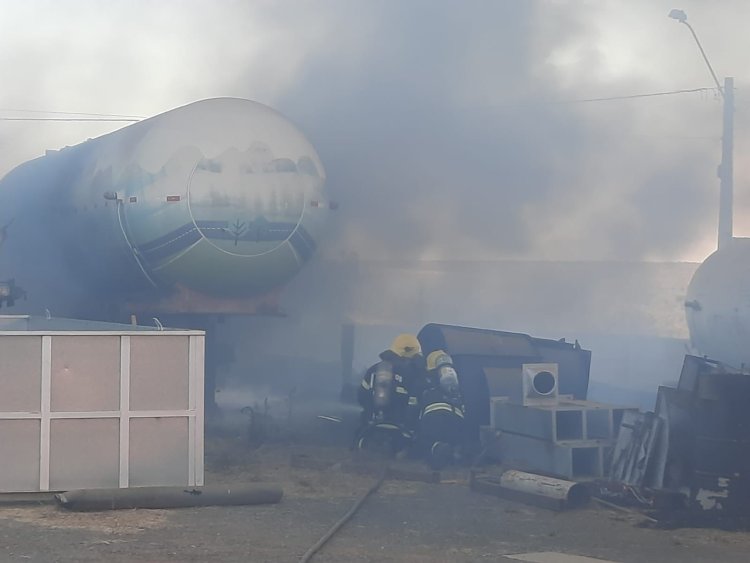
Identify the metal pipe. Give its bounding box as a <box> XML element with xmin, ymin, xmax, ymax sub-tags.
<box><xmin>680</xmin><ymin>20</ymin><xmax>724</xmax><ymax>96</ymax></box>
<box><xmin>499</xmin><ymin>470</ymin><xmax>590</xmax><ymax>509</ymax></box>
<box><xmin>56</xmin><ymin>484</ymin><xmax>283</xmax><ymax>511</ymax></box>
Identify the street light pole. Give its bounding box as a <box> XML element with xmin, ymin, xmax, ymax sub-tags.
<box><xmin>669</xmin><ymin>9</ymin><xmax>734</xmax><ymax>249</ymax></box>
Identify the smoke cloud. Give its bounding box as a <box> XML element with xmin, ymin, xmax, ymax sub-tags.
<box><xmin>3</xmin><ymin>0</ymin><xmax>750</xmax><ymax>401</ymax></box>
<box><xmin>2</xmin><ymin>0</ymin><xmax>748</xmax><ymax>263</ymax></box>
<box><xmin>265</xmin><ymin>0</ymin><xmax>731</xmax><ymax>262</ymax></box>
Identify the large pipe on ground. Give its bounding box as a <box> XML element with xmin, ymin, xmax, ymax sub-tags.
<box><xmin>500</xmin><ymin>470</ymin><xmax>589</xmax><ymax>509</ymax></box>
<box><xmin>56</xmin><ymin>483</ymin><xmax>283</xmax><ymax>512</ymax></box>
<box><xmin>471</xmin><ymin>470</ymin><xmax>589</xmax><ymax>510</ymax></box>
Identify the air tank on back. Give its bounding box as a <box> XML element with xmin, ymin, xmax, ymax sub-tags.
<box><xmin>0</xmin><ymin>98</ymin><xmax>329</xmax><ymax>315</ymax></box>
<box><xmin>685</xmin><ymin>237</ymin><xmax>750</xmax><ymax>369</ymax></box>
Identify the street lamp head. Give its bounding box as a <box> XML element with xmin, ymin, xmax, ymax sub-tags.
<box><xmin>668</xmin><ymin>9</ymin><xmax>688</xmax><ymax>23</ymax></box>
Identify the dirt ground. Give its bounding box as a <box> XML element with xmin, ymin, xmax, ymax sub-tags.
<box><xmin>3</xmin><ymin>419</ymin><xmax>750</xmax><ymax>563</ymax></box>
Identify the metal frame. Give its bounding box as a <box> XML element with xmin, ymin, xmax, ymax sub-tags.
<box><xmin>492</xmin><ymin>399</ymin><xmax>632</xmax><ymax>443</ymax></box>
<box><xmin>490</xmin><ymin>398</ymin><xmax>635</xmax><ymax>479</ymax></box>
<box><xmin>0</xmin><ymin>325</ymin><xmax>204</xmax><ymax>492</ymax></box>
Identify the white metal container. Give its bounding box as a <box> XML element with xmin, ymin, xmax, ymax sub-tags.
<box><xmin>0</xmin><ymin>316</ymin><xmax>204</xmax><ymax>492</ymax></box>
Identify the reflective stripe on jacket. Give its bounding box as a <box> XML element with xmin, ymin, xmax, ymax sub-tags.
<box><xmin>421</xmin><ymin>401</ymin><xmax>464</xmax><ymax>419</ymax></box>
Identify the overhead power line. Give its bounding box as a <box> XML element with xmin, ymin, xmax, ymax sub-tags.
<box><xmin>0</xmin><ymin>107</ymin><xmax>145</xmax><ymax>119</ymax></box>
<box><xmin>0</xmin><ymin>87</ymin><xmax>722</xmax><ymax>123</ymax></box>
<box><xmin>558</xmin><ymin>87</ymin><xmax>720</xmax><ymax>104</ymax></box>
<box><xmin>0</xmin><ymin>117</ymin><xmax>140</xmax><ymax>122</ymax></box>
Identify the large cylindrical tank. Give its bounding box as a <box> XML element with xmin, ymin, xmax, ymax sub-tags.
<box><xmin>0</xmin><ymin>98</ymin><xmax>328</xmax><ymax>312</ymax></box>
<box><xmin>685</xmin><ymin>237</ymin><xmax>750</xmax><ymax>369</ymax></box>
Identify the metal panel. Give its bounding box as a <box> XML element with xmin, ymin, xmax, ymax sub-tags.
<box><xmin>556</xmin><ymin>410</ymin><xmax>584</xmax><ymax>441</ymax></box>
<box><xmin>571</xmin><ymin>447</ymin><xmax>600</xmax><ymax>477</ymax></box>
<box><xmin>449</xmin><ymin>330</ymin><xmax>537</xmax><ymax>357</ymax></box>
<box><xmin>493</xmin><ymin>400</ymin><xmax>627</xmax><ymax>442</ymax></box>
<box><xmin>119</xmin><ymin>336</ymin><xmax>131</xmax><ymax>488</ymax></box>
<box><xmin>585</xmin><ymin>409</ymin><xmax>611</xmax><ymax>440</ymax></box>
<box><xmin>610</xmin><ymin>411</ymin><xmax>662</xmax><ymax>487</ymax></box>
<box><xmin>0</xmin><ymin>420</ymin><xmax>41</xmax><ymax>492</ymax></box>
<box><xmin>0</xmin><ymin>316</ymin><xmax>29</xmax><ymax>330</ymax></box>
<box><xmin>0</xmin><ymin>336</ymin><xmax>41</xmax><ymax>411</ymax></box>
<box><xmin>129</xmin><ymin>336</ymin><xmax>189</xmax><ymax>411</ymax></box>
<box><xmin>418</xmin><ymin>323</ymin><xmax>539</xmax><ymax>358</ymax></box>
<box><xmin>484</xmin><ymin>367</ymin><xmax>523</xmax><ymax>396</ymax></box>
<box><xmin>494</xmin><ymin>402</ymin><xmax>555</xmax><ymax>441</ymax></box>
<box><xmin>677</xmin><ymin>355</ymin><xmax>724</xmax><ymax>393</ymax></box>
<box><xmin>129</xmin><ymin>417</ymin><xmax>189</xmax><ymax>487</ymax></box>
<box><xmin>188</xmin><ymin>335</ymin><xmax>206</xmax><ymax>486</ymax></box>
<box><xmin>530</xmin><ymin>339</ymin><xmax>592</xmax><ymax>400</ymax></box>
<box><xmin>484</xmin><ymin>367</ymin><xmax>524</xmax><ymax>403</ymax></box>
<box><xmin>500</xmin><ymin>432</ymin><xmax>573</xmax><ymax>479</ymax></box>
<box><xmin>693</xmin><ymin>436</ymin><xmax>750</xmax><ymax>475</ymax></box>
<box><xmin>499</xmin><ymin>432</ymin><xmax>607</xmax><ymax>479</ymax></box>
<box><xmin>418</xmin><ymin>324</ymin><xmax>591</xmax><ymax>401</ymax></box>
<box><xmin>39</xmin><ymin>336</ymin><xmax>51</xmax><ymax>491</ymax></box>
<box><xmin>1</xmin><ymin>316</ymin><xmax>204</xmax><ymax>493</ymax></box>
<box><xmin>49</xmin><ymin>418</ymin><xmax>120</xmax><ymax>490</ymax></box>
<box><xmin>50</xmin><ymin>335</ymin><xmax>120</xmax><ymax>412</ymax></box>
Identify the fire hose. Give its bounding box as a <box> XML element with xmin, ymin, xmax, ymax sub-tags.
<box><xmin>299</xmin><ymin>468</ymin><xmax>388</xmax><ymax>563</ymax></box>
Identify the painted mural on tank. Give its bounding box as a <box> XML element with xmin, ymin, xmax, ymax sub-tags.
<box><xmin>0</xmin><ymin>98</ymin><xmax>331</xmax><ymax>316</ymax></box>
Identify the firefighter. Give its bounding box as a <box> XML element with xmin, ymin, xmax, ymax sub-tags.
<box><xmin>355</xmin><ymin>334</ymin><xmax>426</xmax><ymax>455</ymax></box>
<box><xmin>418</xmin><ymin>350</ymin><xmax>466</xmax><ymax>469</ymax></box>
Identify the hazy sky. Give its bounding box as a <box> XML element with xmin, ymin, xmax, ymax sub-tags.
<box><xmin>1</xmin><ymin>0</ymin><xmax>749</xmax><ymax>263</ymax></box>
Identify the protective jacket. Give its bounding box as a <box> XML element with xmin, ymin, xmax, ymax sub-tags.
<box><xmin>356</xmin><ymin>350</ymin><xmax>426</xmax><ymax>452</ymax></box>
<box><xmin>418</xmin><ymin>380</ymin><xmax>466</xmax><ymax>468</ymax></box>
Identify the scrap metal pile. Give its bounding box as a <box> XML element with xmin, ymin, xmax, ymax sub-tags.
<box><xmin>338</xmin><ymin>321</ymin><xmax>750</xmax><ymax>530</ymax></box>
<box><xmin>609</xmin><ymin>355</ymin><xmax>750</xmax><ymax>522</ymax></box>
<box><xmin>355</xmin><ymin>324</ymin><xmax>750</xmax><ymax>527</ymax></box>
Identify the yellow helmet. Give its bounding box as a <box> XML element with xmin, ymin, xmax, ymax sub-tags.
<box><xmin>426</xmin><ymin>350</ymin><xmax>453</xmax><ymax>371</ymax></box>
<box><xmin>389</xmin><ymin>334</ymin><xmax>422</xmax><ymax>358</ymax></box>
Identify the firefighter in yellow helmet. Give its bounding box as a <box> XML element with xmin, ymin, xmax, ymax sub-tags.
<box><xmin>417</xmin><ymin>350</ymin><xmax>466</xmax><ymax>469</ymax></box>
<box><xmin>355</xmin><ymin>334</ymin><xmax>427</xmax><ymax>455</ymax></box>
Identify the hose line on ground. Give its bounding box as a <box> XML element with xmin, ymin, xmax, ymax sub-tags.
<box><xmin>299</xmin><ymin>467</ymin><xmax>388</xmax><ymax>563</ymax></box>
